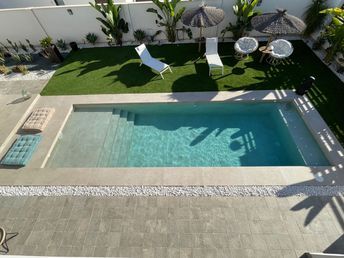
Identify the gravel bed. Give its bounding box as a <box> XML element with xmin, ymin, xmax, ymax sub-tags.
<box><xmin>0</xmin><ymin>70</ymin><xmax>55</xmax><ymax>81</ymax></box>
<box><xmin>0</xmin><ymin>185</ymin><xmax>343</xmax><ymax>197</ymax></box>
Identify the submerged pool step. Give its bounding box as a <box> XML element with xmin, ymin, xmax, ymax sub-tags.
<box><xmin>97</xmin><ymin>109</ymin><xmax>122</xmax><ymax>167</ymax></box>
<box><xmin>116</xmin><ymin>112</ymin><xmax>135</xmax><ymax>167</ymax></box>
<box><xmin>107</xmin><ymin>110</ymin><xmax>136</xmax><ymax>167</ymax></box>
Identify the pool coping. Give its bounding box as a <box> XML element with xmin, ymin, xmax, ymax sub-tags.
<box><xmin>0</xmin><ymin>90</ymin><xmax>343</xmax><ymax>187</ymax></box>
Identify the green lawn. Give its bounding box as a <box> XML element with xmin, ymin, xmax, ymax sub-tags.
<box><xmin>42</xmin><ymin>41</ymin><xmax>344</xmax><ymax>145</ymax></box>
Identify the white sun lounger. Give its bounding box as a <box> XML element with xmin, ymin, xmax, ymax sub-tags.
<box><xmin>205</xmin><ymin>37</ymin><xmax>224</xmax><ymax>76</ymax></box>
<box><xmin>135</xmin><ymin>44</ymin><xmax>172</xmax><ymax>79</ymax></box>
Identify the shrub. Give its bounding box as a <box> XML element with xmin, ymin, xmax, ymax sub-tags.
<box><xmin>57</xmin><ymin>39</ymin><xmax>68</xmax><ymax>51</ymax></box>
<box><xmin>7</xmin><ymin>39</ymin><xmax>19</xmax><ymax>52</ymax></box>
<box><xmin>0</xmin><ymin>65</ymin><xmax>11</xmax><ymax>75</ymax></box>
<box><xmin>0</xmin><ymin>50</ymin><xmax>4</xmax><ymax>65</ymax></box>
<box><xmin>12</xmin><ymin>65</ymin><xmax>29</xmax><ymax>75</ymax></box>
<box><xmin>19</xmin><ymin>41</ymin><xmax>29</xmax><ymax>52</ymax></box>
<box><xmin>86</xmin><ymin>33</ymin><xmax>98</xmax><ymax>45</ymax></box>
<box><xmin>11</xmin><ymin>53</ymin><xmax>21</xmax><ymax>63</ymax></box>
<box><xmin>26</xmin><ymin>39</ymin><xmax>37</xmax><ymax>52</ymax></box>
<box><xmin>19</xmin><ymin>53</ymin><xmax>33</xmax><ymax>62</ymax></box>
<box><xmin>303</xmin><ymin>0</ymin><xmax>328</xmax><ymax>36</ymax></box>
<box><xmin>133</xmin><ymin>29</ymin><xmax>147</xmax><ymax>43</ymax></box>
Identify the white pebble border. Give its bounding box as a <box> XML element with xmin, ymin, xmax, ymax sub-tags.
<box><xmin>0</xmin><ymin>70</ymin><xmax>55</xmax><ymax>81</ymax></box>
<box><xmin>0</xmin><ymin>185</ymin><xmax>343</xmax><ymax>197</ymax></box>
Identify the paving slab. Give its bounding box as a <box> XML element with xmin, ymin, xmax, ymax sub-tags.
<box><xmin>0</xmin><ymin>196</ymin><xmax>342</xmax><ymax>257</ymax></box>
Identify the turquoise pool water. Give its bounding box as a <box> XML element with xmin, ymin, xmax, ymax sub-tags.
<box><xmin>47</xmin><ymin>102</ymin><xmax>329</xmax><ymax>167</ymax></box>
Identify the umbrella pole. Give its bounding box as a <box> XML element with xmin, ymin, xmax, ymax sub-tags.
<box><xmin>259</xmin><ymin>34</ymin><xmax>274</xmax><ymax>63</ymax></box>
<box><xmin>198</xmin><ymin>27</ymin><xmax>203</xmax><ymax>52</ymax></box>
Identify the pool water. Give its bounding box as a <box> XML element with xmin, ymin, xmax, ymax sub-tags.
<box><xmin>47</xmin><ymin>102</ymin><xmax>329</xmax><ymax>167</ymax></box>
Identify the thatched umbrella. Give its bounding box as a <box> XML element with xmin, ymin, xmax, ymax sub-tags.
<box><xmin>181</xmin><ymin>4</ymin><xmax>225</xmax><ymax>52</ymax></box>
<box><xmin>251</xmin><ymin>9</ymin><xmax>306</xmax><ymax>38</ymax></box>
<box><xmin>251</xmin><ymin>9</ymin><xmax>306</xmax><ymax>62</ymax></box>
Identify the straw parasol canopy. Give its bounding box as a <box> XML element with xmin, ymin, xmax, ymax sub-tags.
<box><xmin>181</xmin><ymin>4</ymin><xmax>225</xmax><ymax>51</ymax></box>
<box><xmin>251</xmin><ymin>9</ymin><xmax>306</xmax><ymax>36</ymax></box>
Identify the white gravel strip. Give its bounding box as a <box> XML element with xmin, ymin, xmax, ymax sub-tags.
<box><xmin>0</xmin><ymin>70</ymin><xmax>55</xmax><ymax>81</ymax></box>
<box><xmin>0</xmin><ymin>185</ymin><xmax>343</xmax><ymax>197</ymax></box>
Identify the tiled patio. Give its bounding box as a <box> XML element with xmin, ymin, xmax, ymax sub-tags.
<box><xmin>1</xmin><ymin>196</ymin><xmax>343</xmax><ymax>258</ymax></box>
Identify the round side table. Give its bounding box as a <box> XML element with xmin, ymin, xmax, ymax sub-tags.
<box><xmin>259</xmin><ymin>46</ymin><xmax>273</xmax><ymax>63</ymax></box>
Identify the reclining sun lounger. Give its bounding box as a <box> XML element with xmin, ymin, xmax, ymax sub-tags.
<box><xmin>135</xmin><ymin>44</ymin><xmax>172</xmax><ymax>79</ymax></box>
<box><xmin>205</xmin><ymin>37</ymin><xmax>224</xmax><ymax>76</ymax></box>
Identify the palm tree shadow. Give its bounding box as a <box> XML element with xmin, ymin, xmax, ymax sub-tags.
<box><xmin>189</xmin><ymin>127</ymin><xmax>225</xmax><ymax>146</ymax></box>
<box><xmin>323</xmin><ymin>235</ymin><xmax>344</xmax><ymax>254</ymax></box>
<box><xmin>277</xmin><ymin>168</ymin><xmax>344</xmax><ymax>228</ymax></box>
<box><xmin>277</xmin><ymin>168</ymin><xmax>344</xmax><ymax>254</ymax></box>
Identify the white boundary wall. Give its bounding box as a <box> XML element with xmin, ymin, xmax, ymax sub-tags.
<box><xmin>0</xmin><ymin>0</ymin><xmax>56</xmax><ymax>9</ymax></box>
<box><xmin>0</xmin><ymin>0</ymin><xmax>343</xmax><ymax>46</ymax></box>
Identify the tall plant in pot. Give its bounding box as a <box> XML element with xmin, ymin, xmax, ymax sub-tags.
<box><xmin>146</xmin><ymin>0</ymin><xmax>185</xmax><ymax>43</ymax></box>
<box><xmin>90</xmin><ymin>0</ymin><xmax>129</xmax><ymax>46</ymax></box>
<box><xmin>221</xmin><ymin>0</ymin><xmax>260</xmax><ymax>40</ymax></box>
<box><xmin>40</xmin><ymin>36</ymin><xmax>64</xmax><ymax>63</ymax></box>
<box><xmin>320</xmin><ymin>7</ymin><xmax>344</xmax><ymax>63</ymax></box>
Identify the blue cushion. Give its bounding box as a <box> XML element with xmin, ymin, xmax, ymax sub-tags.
<box><xmin>1</xmin><ymin>135</ymin><xmax>41</xmax><ymax>166</ymax></box>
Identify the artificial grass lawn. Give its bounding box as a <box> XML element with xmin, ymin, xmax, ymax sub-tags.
<box><xmin>42</xmin><ymin>41</ymin><xmax>344</xmax><ymax>145</ymax></box>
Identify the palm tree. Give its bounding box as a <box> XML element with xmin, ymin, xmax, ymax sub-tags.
<box><xmin>146</xmin><ymin>0</ymin><xmax>185</xmax><ymax>42</ymax></box>
<box><xmin>90</xmin><ymin>0</ymin><xmax>129</xmax><ymax>45</ymax></box>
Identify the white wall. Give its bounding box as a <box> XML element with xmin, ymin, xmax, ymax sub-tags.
<box><xmin>0</xmin><ymin>0</ymin><xmax>343</xmax><ymax>46</ymax></box>
<box><xmin>0</xmin><ymin>9</ymin><xmax>47</xmax><ymax>44</ymax></box>
<box><xmin>33</xmin><ymin>5</ymin><xmax>109</xmax><ymax>44</ymax></box>
<box><xmin>0</xmin><ymin>0</ymin><xmax>56</xmax><ymax>9</ymax></box>
<box><xmin>62</xmin><ymin>0</ymin><xmax>131</xmax><ymax>4</ymax></box>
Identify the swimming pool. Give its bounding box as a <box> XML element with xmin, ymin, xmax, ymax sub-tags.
<box><xmin>47</xmin><ymin>102</ymin><xmax>329</xmax><ymax>167</ymax></box>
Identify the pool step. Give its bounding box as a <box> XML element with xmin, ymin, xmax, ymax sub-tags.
<box><xmin>97</xmin><ymin>109</ymin><xmax>122</xmax><ymax>167</ymax></box>
<box><xmin>116</xmin><ymin>112</ymin><xmax>135</xmax><ymax>167</ymax></box>
<box><xmin>106</xmin><ymin>109</ymin><xmax>136</xmax><ymax>167</ymax></box>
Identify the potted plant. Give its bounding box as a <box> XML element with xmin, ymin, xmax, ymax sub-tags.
<box><xmin>221</xmin><ymin>0</ymin><xmax>260</xmax><ymax>40</ymax></box>
<box><xmin>146</xmin><ymin>0</ymin><xmax>186</xmax><ymax>43</ymax></box>
<box><xmin>39</xmin><ymin>36</ymin><xmax>64</xmax><ymax>63</ymax></box>
<box><xmin>90</xmin><ymin>0</ymin><xmax>129</xmax><ymax>46</ymax></box>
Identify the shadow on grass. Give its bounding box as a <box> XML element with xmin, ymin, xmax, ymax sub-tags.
<box><xmin>104</xmin><ymin>62</ymin><xmax>162</xmax><ymax>87</ymax></box>
<box><xmin>54</xmin><ymin>47</ymin><xmax>135</xmax><ymax>77</ymax></box>
<box><xmin>170</xmin><ymin>63</ymin><xmax>218</xmax><ymax>101</ymax></box>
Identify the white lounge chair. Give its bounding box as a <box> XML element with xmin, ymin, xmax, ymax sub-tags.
<box><xmin>135</xmin><ymin>43</ymin><xmax>172</xmax><ymax>79</ymax></box>
<box><xmin>205</xmin><ymin>37</ymin><xmax>224</xmax><ymax>76</ymax></box>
